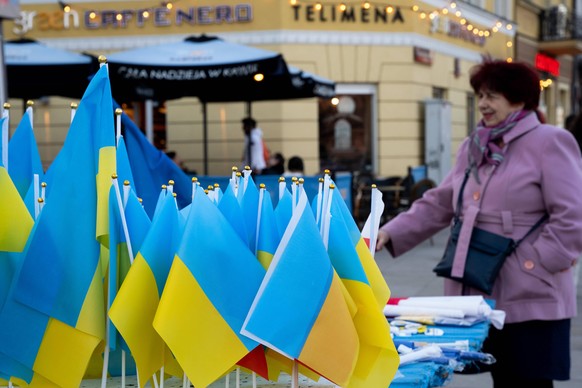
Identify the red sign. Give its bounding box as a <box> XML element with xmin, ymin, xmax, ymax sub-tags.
<box><xmin>535</xmin><ymin>53</ymin><xmax>559</xmax><ymax>77</ymax></box>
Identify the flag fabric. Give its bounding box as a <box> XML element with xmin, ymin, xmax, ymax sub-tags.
<box><xmin>361</xmin><ymin>186</ymin><xmax>385</xmax><ymax>254</ymax></box>
<box><xmin>153</xmin><ymin>186</ymin><xmax>266</xmax><ymax>388</ymax></box>
<box><xmin>0</xmin><ymin>65</ymin><xmax>115</xmax><ymax>387</ymax></box>
<box><xmin>115</xmin><ymin>136</ymin><xmax>135</xmax><ymax>188</ymax></box>
<box><xmin>0</xmin><ymin>165</ymin><xmax>35</xmax><ymax>383</ymax></box>
<box><xmin>274</xmin><ymin>187</ymin><xmax>292</xmax><ymax>240</ymax></box>
<box><xmin>241</xmin><ymin>174</ymin><xmax>260</xmax><ymax>253</ymax></box>
<box><xmin>218</xmin><ymin>182</ymin><xmax>249</xmax><ymax>247</ymax></box>
<box><xmin>334</xmin><ymin>184</ymin><xmax>391</xmax><ymax>309</ymax></box>
<box><xmin>242</xmin><ymin>190</ymin><xmax>359</xmax><ymax>387</ymax></box>
<box><xmin>121</xmin><ymin>111</ymin><xmax>191</xmax><ymax>218</ymax></box>
<box><xmin>110</xmin><ymin>193</ymin><xmax>183</xmax><ymax>387</ymax></box>
<box><xmin>7</xmin><ymin>110</ymin><xmax>44</xmax><ymax>201</ymax></box>
<box><xmin>255</xmin><ymin>187</ymin><xmax>279</xmax><ymax>269</ymax></box>
<box><xmin>327</xmin><ymin>191</ymin><xmax>398</xmax><ymax>387</ymax></box>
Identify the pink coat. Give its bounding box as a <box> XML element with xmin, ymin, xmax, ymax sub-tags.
<box><xmin>381</xmin><ymin>113</ymin><xmax>582</xmax><ymax>323</ymax></box>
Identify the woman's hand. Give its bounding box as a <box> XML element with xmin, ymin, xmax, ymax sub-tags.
<box><xmin>376</xmin><ymin>230</ymin><xmax>391</xmax><ymax>251</ymax></box>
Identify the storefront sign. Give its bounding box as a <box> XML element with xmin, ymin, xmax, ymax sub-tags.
<box><xmin>12</xmin><ymin>3</ymin><xmax>252</xmax><ymax>35</ymax></box>
<box><xmin>430</xmin><ymin>15</ymin><xmax>486</xmax><ymax>46</ymax></box>
<box><xmin>535</xmin><ymin>53</ymin><xmax>559</xmax><ymax>77</ymax></box>
<box><xmin>291</xmin><ymin>4</ymin><xmax>404</xmax><ymax>24</ymax></box>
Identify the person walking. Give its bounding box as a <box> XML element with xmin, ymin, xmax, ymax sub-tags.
<box><xmin>376</xmin><ymin>59</ymin><xmax>582</xmax><ymax>387</ymax></box>
<box><xmin>241</xmin><ymin>117</ymin><xmax>267</xmax><ymax>173</ymax></box>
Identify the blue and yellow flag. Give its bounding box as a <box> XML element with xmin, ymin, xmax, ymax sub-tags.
<box><xmin>328</xmin><ymin>191</ymin><xmax>398</xmax><ymax>387</ymax></box>
<box><xmin>242</xmin><ymin>191</ymin><xmax>359</xmax><ymax>387</ymax></box>
<box><xmin>154</xmin><ymin>186</ymin><xmax>265</xmax><ymax>388</ymax></box>
<box><xmin>7</xmin><ymin>110</ymin><xmax>44</xmax><ymax>201</ymax></box>
<box><xmin>2</xmin><ymin>65</ymin><xmax>115</xmax><ymax>387</ymax></box>
<box><xmin>0</xmin><ymin>165</ymin><xmax>35</xmax><ymax>383</ymax></box>
<box><xmin>110</xmin><ymin>193</ymin><xmax>183</xmax><ymax>387</ymax></box>
<box><xmin>255</xmin><ymin>186</ymin><xmax>279</xmax><ymax>269</ymax></box>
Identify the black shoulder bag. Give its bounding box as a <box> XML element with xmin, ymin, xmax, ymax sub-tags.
<box><xmin>433</xmin><ymin>169</ymin><xmax>548</xmax><ymax>294</ymax></box>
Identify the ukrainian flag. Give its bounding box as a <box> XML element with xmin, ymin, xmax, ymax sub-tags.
<box><xmin>242</xmin><ymin>191</ymin><xmax>359</xmax><ymax>387</ymax></box>
<box><xmin>154</xmin><ymin>186</ymin><xmax>265</xmax><ymax>388</ymax></box>
<box><xmin>3</xmin><ymin>65</ymin><xmax>115</xmax><ymax>387</ymax></box>
<box><xmin>110</xmin><ymin>193</ymin><xmax>183</xmax><ymax>387</ymax></box>
<box><xmin>328</xmin><ymin>192</ymin><xmax>399</xmax><ymax>387</ymax></box>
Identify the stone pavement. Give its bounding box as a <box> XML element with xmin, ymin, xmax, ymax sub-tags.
<box><xmin>376</xmin><ymin>228</ymin><xmax>582</xmax><ymax>388</ymax></box>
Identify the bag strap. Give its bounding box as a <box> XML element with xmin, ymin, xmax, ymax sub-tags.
<box><xmin>453</xmin><ymin>168</ymin><xmax>471</xmax><ymax>222</ymax></box>
<box><xmin>453</xmin><ymin>167</ymin><xmax>547</xmax><ymax>245</ymax></box>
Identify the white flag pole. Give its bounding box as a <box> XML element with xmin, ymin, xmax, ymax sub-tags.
<box><xmin>191</xmin><ymin>177</ymin><xmax>198</xmax><ymax>202</ymax></box>
<box><xmin>115</xmin><ymin>108</ymin><xmax>122</xmax><ymax>147</ymax></box>
<box><xmin>321</xmin><ymin>184</ymin><xmax>335</xmax><ymax>250</ymax></box>
<box><xmin>369</xmin><ymin>185</ymin><xmax>379</xmax><ymax>254</ymax></box>
<box><xmin>278</xmin><ymin>176</ymin><xmax>286</xmax><ymax>201</ymax></box>
<box><xmin>255</xmin><ymin>184</ymin><xmax>265</xmax><ymax>256</ymax></box>
<box><xmin>1</xmin><ymin>103</ymin><xmax>9</xmax><ymax>170</ymax></box>
<box><xmin>33</xmin><ymin>174</ymin><xmax>40</xmax><ymax>219</ymax></box>
<box><xmin>123</xmin><ymin>181</ymin><xmax>131</xmax><ymax>209</ymax></box>
<box><xmin>291</xmin><ymin>177</ymin><xmax>297</xmax><ymax>213</ymax></box>
<box><xmin>315</xmin><ymin>177</ymin><xmax>323</xmax><ymax>224</ymax></box>
<box><xmin>70</xmin><ymin>102</ymin><xmax>78</xmax><ymax>123</ymax></box>
<box><xmin>121</xmin><ymin>350</ymin><xmax>126</xmax><ymax>388</ymax></box>
<box><xmin>25</xmin><ymin>100</ymin><xmax>34</xmax><ymax>127</ymax></box>
<box><xmin>41</xmin><ymin>182</ymin><xmax>47</xmax><ymax>201</ymax></box>
<box><xmin>291</xmin><ymin>360</ymin><xmax>299</xmax><ymax>388</ymax></box>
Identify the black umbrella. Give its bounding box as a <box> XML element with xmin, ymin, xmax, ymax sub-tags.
<box><xmin>106</xmin><ymin>35</ymin><xmax>335</xmax><ymax>174</ymax></box>
<box><xmin>106</xmin><ymin>35</ymin><xmax>292</xmax><ymax>102</ymax></box>
<box><xmin>4</xmin><ymin>38</ymin><xmax>98</xmax><ymax>100</ymax></box>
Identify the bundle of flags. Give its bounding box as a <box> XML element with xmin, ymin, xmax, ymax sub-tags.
<box><xmin>0</xmin><ymin>61</ymin><xmax>399</xmax><ymax>387</ymax></box>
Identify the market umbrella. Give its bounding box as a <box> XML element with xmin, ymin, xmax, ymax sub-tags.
<box><xmin>4</xmin><ymin>38</ymin><xmax>98</xmax><ymax>100</ymax></box>
<box><xmin>106</xmin><ymin>35</ymin><xmax>291</xmax><ymax>102</ymax></box>
<box><xmin>106</xmin><ymin>35</ymin><xmax>335</xmax><ymax>173</ymax></box>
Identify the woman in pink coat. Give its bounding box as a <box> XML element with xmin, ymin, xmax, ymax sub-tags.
<box><xmin>377</xmin><ymin>59</ymin><xmax>582</xmax><ymax>387</ymax></box>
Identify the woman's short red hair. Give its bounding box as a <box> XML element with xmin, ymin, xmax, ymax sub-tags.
<box><xmin>470</xmin><ymin>59</ymin><xmax>541</xmax><ymax>111</ymax></box>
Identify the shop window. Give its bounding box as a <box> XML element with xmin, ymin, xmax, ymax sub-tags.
<box><xmin>319</xmin><ymin>94</ymin><xmax>372</xmax><ymax>173</ymax></box>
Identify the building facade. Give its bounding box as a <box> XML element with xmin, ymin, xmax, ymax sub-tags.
<box><xmin>2</xmin><ymin>0</ymin><xmax>571</xmax><ymax>179</ymax></box>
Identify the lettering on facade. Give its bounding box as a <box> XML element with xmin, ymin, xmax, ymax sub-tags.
<box><xmin>430</xmin><ymin>15</ymin><xmax>486</xmax><ymax>46</ymax></box>
<box><xmin>12</xmin><ymin>4</ymin><xmax>253</xmax><ymax>35</ymax></box>
<box><xmin>117</xmin><ymin>63</ymin><xmax>259</xmax><ymax>81</ymax></box>
<box><xmin>292</xmin><ymin>4</ymin><xmax>404</xmax><ymax>24</ymax></box>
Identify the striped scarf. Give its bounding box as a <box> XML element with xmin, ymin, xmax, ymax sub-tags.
<box><xmin>468</xmin><ymin>110</ymin><xmax>531</xmax><ymax>182</ymax></box>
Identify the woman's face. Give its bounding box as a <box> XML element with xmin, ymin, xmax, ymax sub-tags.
<box><xmin>477</xmin><ymin>88</ymin><xmax>525</xmax><ymax>127</ymax></box>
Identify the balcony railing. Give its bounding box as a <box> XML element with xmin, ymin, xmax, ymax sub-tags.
<box><xmin>540</xmin><ymin>8</ymin><xmax>582</xmax><ymax>41</ymax></box>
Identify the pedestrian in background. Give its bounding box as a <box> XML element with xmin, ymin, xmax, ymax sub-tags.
<box><xmin>262</xmin><ymin>152</ymin><xmax>285</xmax><ymax>175</ymax></box>
<box><xmin>377</xmin><ymin>59</ymin><xmax>582</xmax><ymax>387</ymax></box>
<box><xmin>284</xmin><ymin>155</ymin><xmax>304</xmax><ymax>177</ymax></box>
<box><xmin>241</xmin><ymin>117</ymin><xmax>267</xmax><ymax>174</ymax></box>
